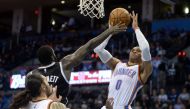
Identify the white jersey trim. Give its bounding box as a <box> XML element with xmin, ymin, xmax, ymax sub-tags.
<box><xmin>112</xmin><ymin>62</ymin><xmax>122</xmax><ymax>75</ymax></box>
<box><xmin>125</xmin><ymin>63</ymin><xmax>144</xmax><ymax>85</ymax></box>
<box><xmin>38</xmin><ymin>62</ymin><xmax>56</xmax><ymax>69</ymax></box>
<box><xmin>28</xmin><ymin>71</ymin><xmax>33</xmax><ymax>75</ymax></box>
<box><xmin>59</xmin><ymin>62</ymin><xmax>69</xmax><ymax>83</ymax></box>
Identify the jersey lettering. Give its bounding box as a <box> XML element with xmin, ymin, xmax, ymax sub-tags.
<box><xmin>114</xmin><ymin>68</ymin><xmax>136</xmax><ymax>78</ymax></box>
<box><xmin>47</xmin><ymin>76</ymin><xmax>59</xmax><ymax>83</ymax></box>
<box><xmin>115</xmin><ymin>80</ymin><xmax>122</xmax><ymax>90</ymax></box>
<box><xmin>108</xmin><ymin>63</ymin><xmax>143</xmax><ymax>107</ymax></box>
<box><xmin>35</xmin><ymin>62</ymin><xmax>70</xmax><ymax>102</ymax></box>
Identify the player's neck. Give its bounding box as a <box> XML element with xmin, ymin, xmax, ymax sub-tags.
<box><xmin>128</xmin><ymin>58</ymin><xmax>141</xmax><ymax>65</ymax></box>
<box><xmin>32</xmin><ymin>93</ymin><xmax>48</xmax><ymax>102</ymax></box>
<box><xmin>128</xmin><ymin>59</ymin><xmax>138</xmax><ymax>65</ymax></box>
<box><xmin>127</xmin><ymin>61</ymin><xmax>138</xmax><ymax>66</ymax></box>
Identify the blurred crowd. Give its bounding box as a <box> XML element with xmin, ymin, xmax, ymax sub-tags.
<box><xmin>66</xmin><ymin>83</ymin><xmax>190</xmax><ymax>109</ymax></box>
<box><xmin>0</xmin><ymin>23</ymin><xmax>190</xmax><ymax>109</ymax></box>
<box><xmin>0</xmin><ymin>27</ymin><xmax>189</xmax><ymax>71</ymax></box>
<box><xmin>1</xmin><ymin>77</ymin><xmax>190</xmax><ymax>109</ymax></box>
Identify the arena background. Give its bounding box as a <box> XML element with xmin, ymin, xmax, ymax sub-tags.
<box><xmin>0</xmin><ymin>0</ymin><xmax>190</xmax><ymax>109</ymax></box>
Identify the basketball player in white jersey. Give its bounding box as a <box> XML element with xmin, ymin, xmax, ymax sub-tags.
<box><xmin>10</xmin><ymin>73</ymin><xmax>67</xmax><ymax>109</ymax></box>
<box><xmin>95</xmin><ymin>11</ymin><xmax>152</xmax><ymax>109</ymax></box>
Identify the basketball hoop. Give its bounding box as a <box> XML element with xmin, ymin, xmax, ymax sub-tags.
<box><xmin>78</xmin><ymin>0</ymin><xmax>105</xmax><ymax>19</ymax></box>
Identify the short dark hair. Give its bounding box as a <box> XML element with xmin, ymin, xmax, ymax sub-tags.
<box><xmin>37</xmin><ymin>45</ymin><xmax>54</xmax><ymax>65</ymax></box>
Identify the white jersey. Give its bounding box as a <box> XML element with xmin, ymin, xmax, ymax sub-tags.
<box><xmin>108</xmin><ymin>62</ymin><xmax>143</xmax><ymax>109</ymax></box>
<box><xmin>25</xmin><ymin>99</ymin><xmax>53</xmax><ymax>109</ymax></box>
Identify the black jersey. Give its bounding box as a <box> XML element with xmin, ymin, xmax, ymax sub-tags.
<box><xmin>30</xmin><ymin>62</ymin><xmax>70</xmax><ymax>103</ymax></box>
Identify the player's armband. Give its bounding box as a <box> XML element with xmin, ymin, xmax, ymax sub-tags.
<box><xmin>94</xmin><ymin>49</ymin><xmax>113</xmax><ymax>63</ymax></box>
<box><xmin>135</xmin><ymin>29</ymin><xmax>151</xmax><ymax>61</ymax></box>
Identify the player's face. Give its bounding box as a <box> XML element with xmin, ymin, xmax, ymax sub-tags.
<box><xmin>41</xmin><ymin>75</ymin><xmax>53</xmax><ymax>96</ymax></box>
<box><xmin>129</xmin><ymin>47</ymin><xmax>141</xmax><ymax>61</ymax></box>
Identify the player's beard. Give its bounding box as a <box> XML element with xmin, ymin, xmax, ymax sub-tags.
<box><xmin>129</xmin><ymin>54</ymin><xmax>142</xmax><ymax>64</ymax></box>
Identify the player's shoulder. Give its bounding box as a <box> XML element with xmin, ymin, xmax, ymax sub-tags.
<box><xmin>112</xmin><ymin>61</ymin><xmax>125</xmax><ymax>72</ymax></box>
<box><xmin>27</xmin><ymin>69</ymin><xmax>35</xmax><ymax>76</ymax></box>
<box><xmin>49</xmin><ymin>102</ymin><xmax>67</xmax><ymax>109</ymax></box>
<box><xmin>28</xmin><ymin>69</ymin><xmax>39</xmax><ymax>75</ymax></box>
<box><xmin>115</xmin><ymin>61</ymin><xmax>125</xmax><ymax>67</ymax></box>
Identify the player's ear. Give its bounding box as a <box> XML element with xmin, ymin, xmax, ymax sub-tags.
<box><xmin>41</xmin><ymin>83</ymin><xmax>46</xmax><ymax>91</ymax></box>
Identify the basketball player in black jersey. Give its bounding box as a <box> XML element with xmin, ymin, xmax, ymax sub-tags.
<box><xmin>29</xmin><ymin>24</ymin><xmax>126</xmax><ymax>104</ymax></box>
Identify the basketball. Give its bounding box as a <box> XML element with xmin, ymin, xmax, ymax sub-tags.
<box><xmin>109</xmin><ymin>8</ymin><xmax>131</xmax><ymax>27</ymax></box>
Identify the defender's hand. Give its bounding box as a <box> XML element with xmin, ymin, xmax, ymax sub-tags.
<box><xmin>108</xmin><ymin>23</ymin><xmax>127</xmax><ymax>35</ymax></box>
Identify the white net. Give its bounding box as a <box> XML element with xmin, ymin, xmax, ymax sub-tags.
<box><xmin>78</xmin><ymin>0</ymin><xmax>105</xmax><ymax>19</ymax></box>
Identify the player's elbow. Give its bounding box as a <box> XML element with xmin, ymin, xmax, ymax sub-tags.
<box><xmin>148</xmin><ymin>63</ymin><xmax>153</xmax><ymax>76</ymax></box>
<box><xmin>144</xmin><ymin>62</ymin><xmax>153</xmax><ymax>76</ymax></box>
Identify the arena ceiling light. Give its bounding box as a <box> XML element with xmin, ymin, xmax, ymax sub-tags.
<box><xmin>51</xmin><ymin>8</ymin><xmax>57</xmax><ymax>12</ymax></box>
<box><xmin>51</xmin><ymin>19</ymin><xmax>56</xmax><ymax>26</ymax></box>
<box><xmin>184</xmin><ymin>7</ymin><xmax>189</xmax><ymax>14</ymax></box>
<box><xmin>61</xmin><ymin>0</ymin><xmax>65</xmax><ymax>4</ymax></box>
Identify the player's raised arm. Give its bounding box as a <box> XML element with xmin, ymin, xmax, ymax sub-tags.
<box><xmin>61</xmin><ymin>24</ymin><xmax>126</xmax><ymax>69</ymax></box>
<box><xmin>131</xmin><ymin>11</ymin><xmax>152</xmax><ymax>84</ymax></box>
<box><xmin>93</xmin><ymin>34</ymin><xmax>121</xmax><ymax>71</ymax></box>
<box><xmin>94</xmin><ymin>8</ymin><xmax>131</xmax><ymax>71</ymax></box>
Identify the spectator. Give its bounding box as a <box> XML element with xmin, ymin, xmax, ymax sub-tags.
<box><xmin>81</xmin><ymin>101</ymin><xmax>88</xmax><ymax>109</ymax></box>
<box><xmin>187</xmin><ymin>99</ymin><xmax>190</xmax><ymax>109</ymax></box>
<box><xmin>154</xmin><ymin>102</ymin><xmax>161</xmax><ymax>109</ymax></box>
<box><xmin>185</xmin><ymin>74</ymin><xmax>190</xmax><ymax>91</ymax></box>
<box><xmin>174</xmin><ymin>98</ymin><xmax>185</xmax><ymax>109</ymax></box>
<box><xmin>168</xmin><ymin>88</ymin><xmax>178</xmax><ymax>104</ymax></box>
<box><xmin>1</xmin><ymin>91</ymin><xmax>12</xmax><ymax>109</ymax></box>
<box><xmin>158</xmin><ymin>88</ymin><xmax>168</xmax><ymax>105</ymax></box>
<box><xmin>133</xmin><ymin>101</ymin><xmax>142</xmax><ymax>109</ymax></box>
<box><xmin>151</xmin><ymin>89</ymin><xmax>158</xmax><ymax>103</ymax></box>
<box><xmin>178</xmin><ymin>87</ymin><xmax>190</xmax><ymax>105</ymax></box>
<box><xmin>152</xmin><ymin>56</ymin><xmax>162</xmax><ymax>87</ymax></box>
<box><xmin>168</xmin><ymin>103</ymin><xmax>174</xmax><ymax>109</ymax></box>
<box><xmin>0</xmin><ymin>73</ymin><xmax>3</xmax><ymax>90</ymax></box>
<box><xmin>167</xmin><ymin>63</ymin><xmax>176</xmax><ymax>86</ymax></box>
<box><xmin>158</xmin><ymin>70</ymin><xmax>167</xmax><ymax>88</ymax></box>
<box><xmin>141</xmin><ymin>93</ymin><xmax>150</xmax><ymax>109</ymax></box>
